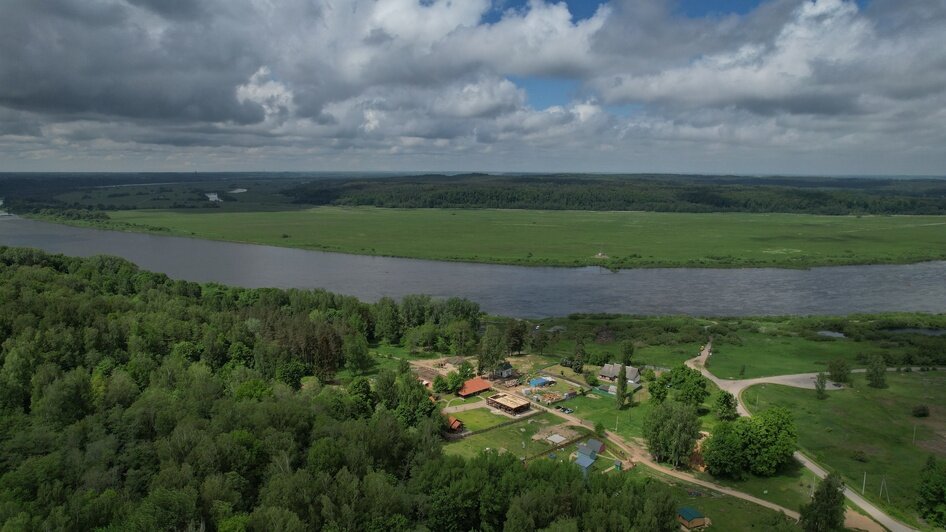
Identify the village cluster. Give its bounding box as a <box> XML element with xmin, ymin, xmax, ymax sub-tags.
<box><xmin>414</xmin><ymin>356</ymin><xmax>710</xmax><ymax>530</ymax></box>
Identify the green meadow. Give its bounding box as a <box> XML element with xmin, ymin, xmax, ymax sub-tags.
<box><xmin>443</xmin><ymin>412</ymin><xmax>568</xmax><ymax>459</ymax></box>
<box><xmin>629</xmin><ymin>467</ymin><xmax>803</xmax><ymax>531</ymax></box>
<box><xmin>101</xmin><ymin>206</ymin><xmax>946</xmax><ymax>269</ymax></box>
<box><xmin>744</xmin><ymin>371</ymin><xmax>946</xmax><ymax>529</ymax></box>
<box><xmin>708</xmin><ymin>332</ymin><xmax>904</xmax><ymax>380</ymax></box>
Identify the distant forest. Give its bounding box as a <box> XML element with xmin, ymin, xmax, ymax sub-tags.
<box><xmin>3</xmin><ymin>172</ymin><xmax>946</xmax><ymax>216</ymax></box>
<box><xmin>286</xmin><ymin>174</ymin><xmax>946</xmax><ymax>215</ymax></box>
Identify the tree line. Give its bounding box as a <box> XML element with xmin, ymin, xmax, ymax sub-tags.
<box><xmin>285</xmin><ymin>174</ymin><xmax>946</xmax><ymax>215</ymax></box>
<box><xmin>0</xmin><ymin>247</ymin><xmax>690</xmax><ymax>531</ymax></box>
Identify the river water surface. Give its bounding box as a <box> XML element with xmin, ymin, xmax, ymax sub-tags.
<box><xmin>2</xmin><ymin>216</ymin><xmax>945</xmax><ymax>318</ymax></box>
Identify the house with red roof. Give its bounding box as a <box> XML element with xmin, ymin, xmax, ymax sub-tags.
<box><xmin>458</xmin><ymin>376</ymin><xmax>492</xmax><ymax>397</ymax></box>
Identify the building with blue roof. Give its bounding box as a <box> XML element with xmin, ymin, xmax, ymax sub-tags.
<box><xmin>575</xmin><ymin>453</ymin><xmax>595</xmax><ymax>477</ymax></box>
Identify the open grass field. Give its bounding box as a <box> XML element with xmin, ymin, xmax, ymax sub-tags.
<box><xmin>450</xmin><ymin>405</ymin><xmax>507</xmax><ymax>432</ymax></box>
<box><xmin>744</xmin><ymin>371</ymin><xmax>946</xmax><ymax>529</ymax></box>
<box><xmin>102</xmin><ymin>206</ymin><xmax>946</xmax><ymax>269</ymax></box>
<box><xmin>695</xmin><ymin>460</ymin><xmax>820</xmax><ymax>513</ymax></box>
<box><xmin>443</xmin><ymin>412</ymin><xmax>566</xmax><ymax>459</ymax></box>
<box><xmin>629</xmin><ymin>467</ymin><xmax>803</xmax><ymax>531</ymax></box>
<box><xmin>709</xmin><ymin>332</ymin><xmax>903</xmax><ymax>380</ymax></box>
<box><xmin>558</xmin><ymin>382</ymin><xmax>725</xmax><ymax>443</ymax></box>
<box><xmin>544</xmin><ymin>337</ymin><xmax>700</xmax><ymax>369</ymax></box>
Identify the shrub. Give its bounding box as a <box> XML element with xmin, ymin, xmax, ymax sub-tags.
<box><xmin>913</xmin><ymin>404</ymin><xmax>931</xmax><ymax>418</ymax></box>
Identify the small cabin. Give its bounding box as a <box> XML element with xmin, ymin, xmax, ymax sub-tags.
<box><xmin>676</xmin><ymin>507</ymin><xmax>707</xmax><ymax>530</ymax></box>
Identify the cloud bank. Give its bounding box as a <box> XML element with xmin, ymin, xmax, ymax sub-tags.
<box><xmin>1</xmin><ymin>0</ymin><xmax>944</xmax><ymax>174</ymax></box>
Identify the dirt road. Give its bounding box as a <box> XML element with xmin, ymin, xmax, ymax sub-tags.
<box><xmin>687</xmin><ymin>342</ymin><xmax>910</xmax><ymax>532</ymax></box>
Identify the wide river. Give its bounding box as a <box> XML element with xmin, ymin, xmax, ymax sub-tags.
<box><xmin>2</xmin><ymin>216</ymin><xmax>945</xmax><ymax>317</ymax></box>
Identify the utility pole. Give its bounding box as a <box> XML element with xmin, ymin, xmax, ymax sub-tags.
<box><xmin>862</xmin><ymin>471</ymin><xmax>866</xmax><ymax>494</ymax></box>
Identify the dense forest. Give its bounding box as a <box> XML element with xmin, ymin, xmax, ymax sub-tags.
<box><xmin>0</xmin><ymin>247</ymin><xmax>685</xmax><ymax>531</ymax></box>
<box><xmin>3</xmin><ymin>172</ymin><xmax>946</xmax><ymax>216</ymax></box>
<box><xmin>285</xmin><ymin>174</ymin><xmax>946</xmax><ymax>215</ymax></box>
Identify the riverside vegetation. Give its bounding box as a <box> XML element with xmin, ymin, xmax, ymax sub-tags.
<box><xmin>4</xmin><ymin>172</ymin><xmax>946</xmax><ymax>269</ymax></box>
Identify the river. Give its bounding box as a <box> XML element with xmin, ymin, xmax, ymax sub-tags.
<box><xmin>2</xmin><ymin>216</ymin><xmax>945</xmax><ymax>318</ymax></box>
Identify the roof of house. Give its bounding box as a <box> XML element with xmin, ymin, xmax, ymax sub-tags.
<box><xmin>598</xmin><ymin>363</ymin><xmax>640</xmax><ymax>381</ymax></box>
<box><xmin>448</xmin><ymin>416</ymin><xmax>463</xmax><ymax>431</ymax></box>
<box><xmin>575</xmin><ymin>454</ymin><xmax>595</xmax><ymax>469</ymax></box>
<box><xmin>458</xmin><ymin>376</ymin><xmax>492</xmax><ymax>396</ymax></box>
<box><xmin>577</xmin><ymin>443</ymin><xmax>597</xmax><ymax>458</ymax></box>
<box><xmin>677</xmin><ymin>507</ymin><xmax>704</xmax><ymax>521</ymax></box>
<box><xmin>487</xmin><ymin>392</ymin><xmax>530</xmax><ymax>409</ymax></box>
<box><xmin>587</xmin><ymin>438</ymin><xmax>605</xmax><ymax>452</ymax></box>
<box><xmin>529</xmin><ymin>377</ymin><xmax>550</xmax><ymax>387</ymax></box>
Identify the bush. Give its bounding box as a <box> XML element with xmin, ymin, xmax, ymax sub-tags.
<box><xmin>913</xmin><ymin>404</ymin><xmax>931</xmax><ymax>418</ymax></box>
<box><xmin>851</xmin><ymin>450</ymin><xmax>869</xmax><ymax>463</ymax></box>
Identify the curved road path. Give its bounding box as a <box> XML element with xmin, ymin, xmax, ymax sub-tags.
<box><xmin>417</xmin><ymin>354</ymin><xmax>898</xmax><ymax>531</ymax></box>
<box><xmin>687</xmin><ymin>342</ymin><xmax>915</xmax><ymax>532</ymax></box>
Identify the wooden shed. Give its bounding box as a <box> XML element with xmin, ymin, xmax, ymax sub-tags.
<box><xmin>676</xmin><ymin>507</ymin><xmax>707</xmax><ymax>530</ymax></box>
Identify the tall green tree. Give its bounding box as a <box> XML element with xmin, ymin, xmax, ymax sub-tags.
<box><xmin>457</xmin><ymin>361</ymin><xmax>474</xmax><ymax>381</ymax></box>
<box><xmin>375</xmin><ymin>369</ymin><xmax>399</xmax><ymax>410</ymax></box>
<box><xmin>445</xmin><ymin>320</ymin><xmax>476</xmax><ymax>356</ymax></box>
<box><xmin>572</xmin><ymin>337</ymin><xmax>586</xmax><ymax>373</ymax></box>
<box><xmin>504</xmin><ymin>320</ymin><xmax>527</xmax><ymax>355</ymax></box>
<box><xmin>478</xmin><ymin>325</ymin><xmax>505</xmax><ymax>374</ymax></box>
<box><xmin>714</xmin><ymin>391</ymin><xmax>739</xmax><ymax>421</ymax></box>
<box><xmin>621</xmin><ymin>340</ymin><xmax>635</xmax><ymax>365</ymax></box>
<box><xmin>918</xmin><ymin>456</ymin><xmax>946</xmax><ymax>527</ymax></box>
<box><xmin>643</xmin><ymin>401</ymin><xmax>701</xmax><ymax>468</ymax></box>
<box><xmin>866</xmin><ymin>355</ymin><xmax>887</xmax><ymax>388</ymax></box>
<box><xmin>799</xmin><ymin>472</ymin><xmax>846</xmax><ymax>532</ymax></box>
<box><xmin>703</xmin><ymin>421</ymin><xmax>749</xmax><ymax>479</ymax></box>
<box><xmin>650</xmin><ymin>375</ymin><xmax>669</xmax><ymax>404</ymax></box>
<box><xmin>827</xmin><ymin>359</ymin><xmax>850</xmax><ymax>385</ymax></box>
<box><xmin>527</xmin><ymin>330</ymin><xmax>549</xmax><ymax>355</ymax></box>
<box><xmin>373</xmin><ymin>297</ymin><xmax>402</xmax><ymax>344</ymax></box>
<box><xmin>615</xmin><ymin>364</ymin><xmax>627</xmax><ymax>409</ymax></box>
<box><xmin>677</xmin><ymin>374</ymin><xmax>709</xmax><ymax>407</ymax></box>
<box><xmin>744</xmin><ymin>407</ymin><xmax>797</xmax><ymax>476</ymax></box>
<box><xmin>343</xmin><ymin>333</ymin><xmax>372</xmax><ymax>375</ymax></box>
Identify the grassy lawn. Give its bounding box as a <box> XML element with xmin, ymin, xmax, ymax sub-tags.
<box><xmin>443</xmin><ymin>412</ymin><xmax>565</xmax><ymax>459</ymax></box>
<box><xmin>507</xmin><ymin>354</ymin><xmax>557</xmax><ymax>374</ymax></box>
<box><xmin>695</xmin><ymin>460</ymin><xmax>819</xmax><ymax>513</ymax></box>
<box><xmin>334</xmin><ymin>354</ymin><xmax>400</xmax><ymax>385</ymax></box>
<box><xmin>542</xmin><ymin>363</ymin><xmax>586</xmax><ymax>382</ymax></box>
<box><xmin>104</xmin><ymin>206</ymin><xmax>946</xmax><ymax>269</ymax></box>
<box><xmin>744</xmin><ymin>371</ymin><xmax>946</xmax><ymax>529</ymax></box>
<box><xmin>635</xmin><ymin>344</ymin><xmax>701</xmax><ymax>369</ymax></box>
<box><xmin>558</xmin><ymin>381</ymin><xmax>725</xmax><ymax>443</ymax></box>
<box><xmin>709</xmin><ymin>332</ymin><xmax>902</xmax><ymax>379</ymax></box>
<box><xmin>449</xmin><ymin>406</ymin><xmax>507</xmax><ymax>432</ymax></box>
<box><xmin>439</xmin><ymin>395</ymin><xmax>484</xmax><ymax>408</ymax></box>
<box><xmin>372</xmin><ymin>343</ymin><xmax>443</xmax><ymax>360</ymax></box>
<box><xmin>629</xmin><ymin>467</ymin><xmax>802</xmax><ymax>530</ymax></box>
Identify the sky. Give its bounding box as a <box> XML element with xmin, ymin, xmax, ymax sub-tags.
<box><xmin>1</xmin><ymin>0</ymin><xmax>944</xmax><ymax>175</ymax></box>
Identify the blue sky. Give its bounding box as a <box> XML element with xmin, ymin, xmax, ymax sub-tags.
<box><xmin>1</xmin><ymin>0</ymin><xmax>943</xmax><ymax>174</ymax></box>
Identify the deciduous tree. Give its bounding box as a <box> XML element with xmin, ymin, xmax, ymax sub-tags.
<box><xmin>867</xmin><ymin>355</ymin><xmax>887</xmax><ymax>388</ymax></box>
<box><xmin>827</xmin><ymin>359</ymin><xmax>850</xmax><ymax>384</ymax></box>
<box><xmin>799</xmin><ymin>472</ymin><xmax>845</xmax><ymax>532</ymax></box>
<box><xmin>643</xmin><ymin>401</ymin><xmax>700</xmax><ymax>468</ymax></box>
<box><xmin>714</xmin><ymin>391</ymin><xmax>739</xmax><ymax>421</ymax></box>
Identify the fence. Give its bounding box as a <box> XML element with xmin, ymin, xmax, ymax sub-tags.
<box><xmin>444</xmin><ymin>410</ymin><xmax>540</xmax><ymax>441</ymax></box>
